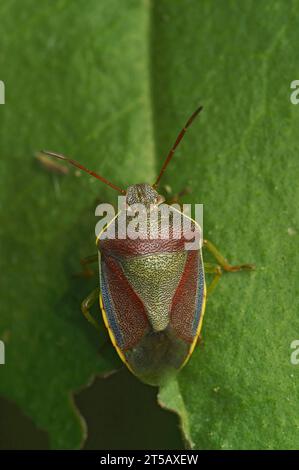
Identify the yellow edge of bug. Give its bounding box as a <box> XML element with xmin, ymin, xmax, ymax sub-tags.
<box><xmin>168</xmin><ymin>204</ymin><xmax>207</xmax><ymax>370</ymax></box>
<box><xmin>180</xmin><ymin>282</ymin><xmax>207</xmax><ymax>370</ymax></box>
<box><xmin>99</xmin><ymin>294</ymin><xmax>135</xmax><ymax>375</ymax></box>
<box><xmin>96</xmin><ymin>210</ymin><xmax>136</xmax><ymax>372</ymax></box>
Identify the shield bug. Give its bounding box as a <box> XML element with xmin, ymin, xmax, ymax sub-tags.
<box><xmin>43</xmin><ymin>106</ymin><xmax>254</xmax><ymax>386</ymax></box>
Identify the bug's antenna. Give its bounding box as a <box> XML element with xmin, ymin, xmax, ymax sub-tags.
<box><xmin>153</xmin><ymin>105</ymin><xmax>203</xmax><ymax>188</ymax></box>
<box><xmin>41</xmin><ymin>151</ymin><xmax>126</xmax><ymax>195</ymax></box>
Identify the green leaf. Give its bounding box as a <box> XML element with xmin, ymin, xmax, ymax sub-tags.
<box><xmin>158</xmin><ymin>377</ymin><xmax>193</xmax><ymax>448</ymax></box>
<box><xmin>152</xmin><ymin>0</ymin><xmax>299</xmax><ymax>450</ymax></box>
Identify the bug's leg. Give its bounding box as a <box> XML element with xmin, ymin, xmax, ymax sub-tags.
<box><xmin>203</xmin><ymin>239</ymin><xmax>255</xmax><ymax>272</ymax></box>
<box><xmin>81</xmin><ymin>287</ymin><xmax>102</xmax><ymax>333</ymax></box>
<box><xmin>204</xmin><ymin>262</ymin><xmax>222</xmax><ymax>296</ymax></box>
<box><xmin>73</xmin><ymin>254</ymin><xmax>98</xmax><ymax>278</ymax></box>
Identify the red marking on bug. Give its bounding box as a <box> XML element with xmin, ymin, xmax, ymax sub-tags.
<box><xmin>170</xmin><ymin>250</ymin><xmax>199</xmax><ymax>343</ymax></box>
<box><xmin>103</xmin><ymin>255</ymin><xmax>149</xmax><ymax>350</ymax></box>
<box><xmin>100</xmin><ymin>237</ymin><xmax>186</xmax><ymax>259</ymax></box>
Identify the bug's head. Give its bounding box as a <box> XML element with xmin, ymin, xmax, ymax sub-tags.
<box><xmin>126</xmin><ymin>183</ymin><xmax>165</xmax><ymax>208</ymax></box>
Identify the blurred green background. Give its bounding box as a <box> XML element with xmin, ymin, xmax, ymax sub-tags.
<box><xmin>1</xmin><ymin>0</ymin><xmax>299</xmax><ymax>450</ymax></box>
